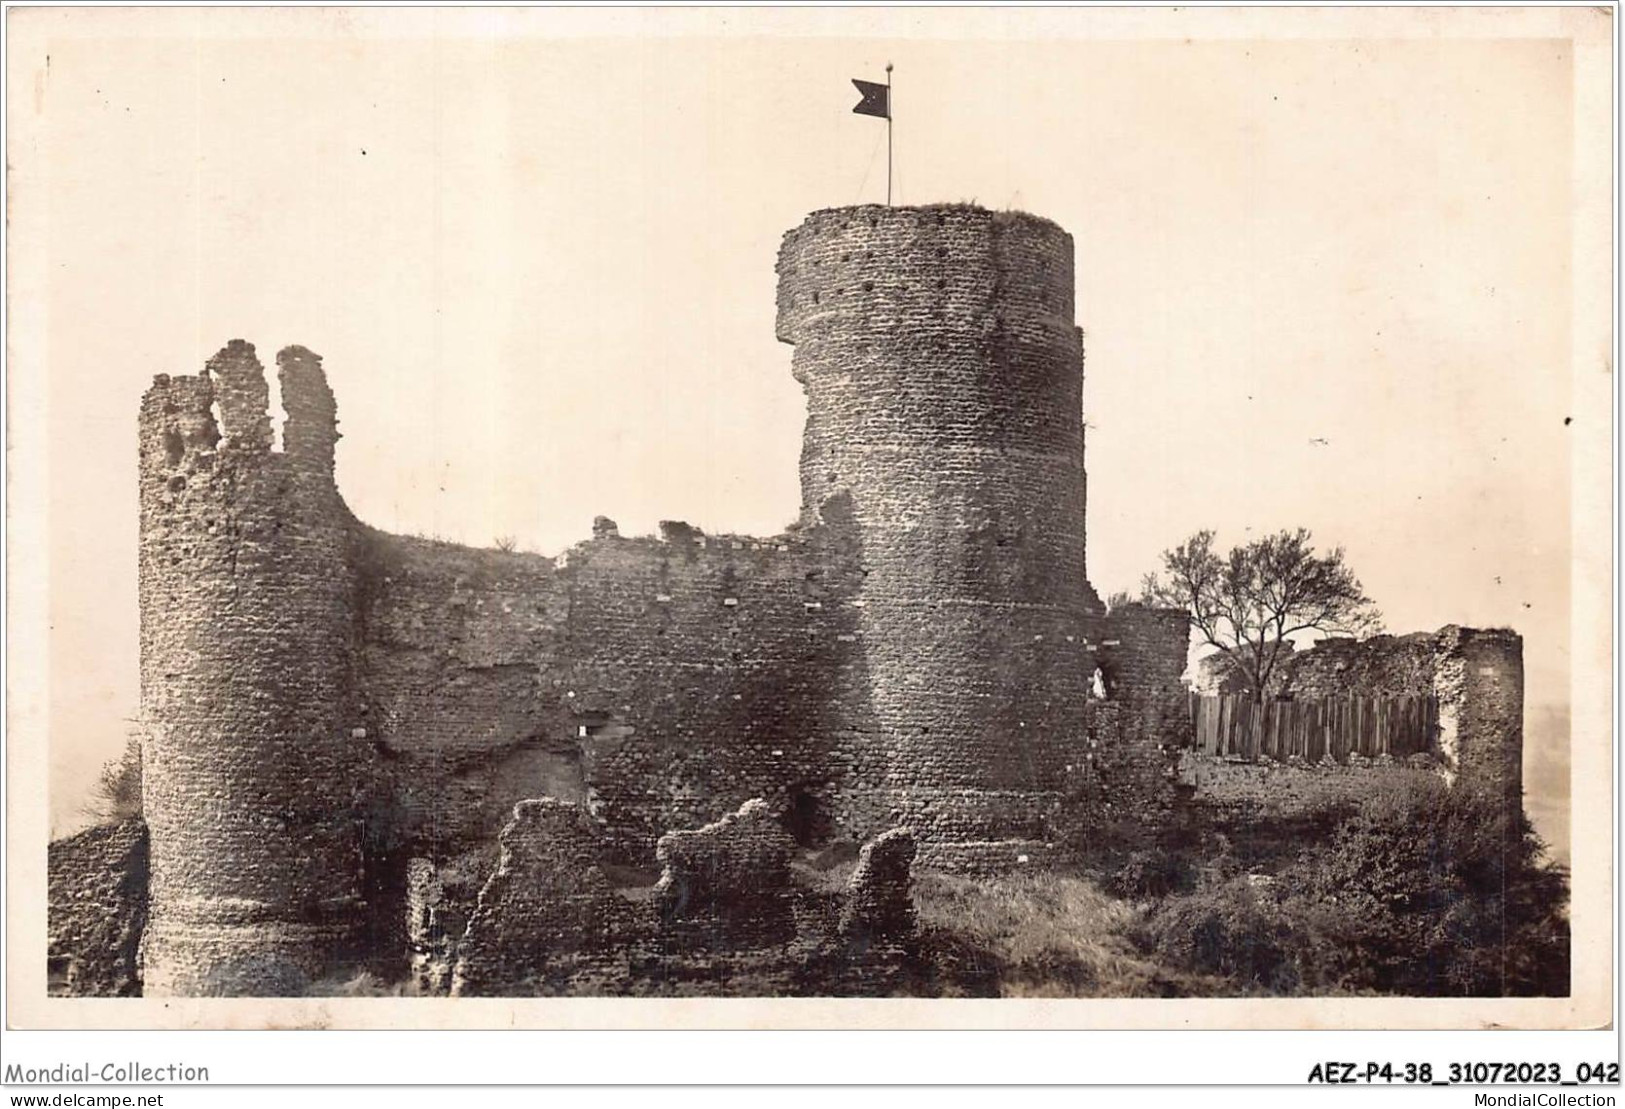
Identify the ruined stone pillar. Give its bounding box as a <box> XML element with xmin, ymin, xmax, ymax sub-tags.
<box><xmin>137</xmin><ymin>341</ymin><xmax>364</xmax><ymax>995</ymax></box>
<box><xmin>1434</xmin><ymin>626</ymin><xmax>1525</xmax><ymax>813</ymax></box>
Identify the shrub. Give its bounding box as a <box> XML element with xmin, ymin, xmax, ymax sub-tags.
<box><xmin>1138</xmin><ymin>876</ymin><xmax>1300</xmax><ymax>993</ymax></box>
<box><xmin>1140</xmin><ymin>775</ymin><xmax>1570</xmax><ymax>997</ymax></box>
<box><xmin>1108</xmin><ymin>848</ymin><xmax>1197</xmax><ymax>900</ymax></box>
<box><xmin>1293</xmin><ymin>776</ymin><xmax>1569</xmax><ymax>996</ymax></box>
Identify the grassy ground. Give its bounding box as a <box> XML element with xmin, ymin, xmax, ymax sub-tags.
<box><xmin>907</xmin><ymin>868</ymin><xmax>1225</xmax><ymax>998</ymax></box>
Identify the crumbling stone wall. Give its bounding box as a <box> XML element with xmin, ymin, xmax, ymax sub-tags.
<box><xmin>1181</xmin><ymin>626</ymin><xmax>1525</xmax><ymax>824</ymax></box>
<box><xmin>352</xmin><ymin>510</ymin><xmax>869</xmax><ymax>868</ymax></box>
<box><xmin>1275</xmin><ymin>626</ymin><xmax>1524</xmax><ymax>805</ymax></box>
<box><xmin>1098</xmin><ymin>602</ymin><xmax>1193</xmax><ymax>752</ymax></box>
<box><xmin>451</xmin><ymin>800</ymin><xmax>630</xmax><ymax>996</ymax></box>
<box><xmin>556</xmin><ymin>516</ymin><xmax>870</xmax><ymax>857</ymax></box>
<box><xmin>653</xmin><ymin>799</ymin><xmax>797</xmax><ymax>946</ymax></box>
<box><xmin>48</xmin><ymin>819</ymin><xmax>148</xmax><ymax>997</ymax></box>
<box><xmin>137</xmin><ymin>343</ymin><xmax>366</xmax><ymax>997</ymax></box>
<box><xmin>1277</xmin><ymin>632</ymin><xmax>1438</xmax><ymax>700</ymax></box>
<box><xmin>1057</xmin><ymin>701</ymin><xmax>1179</xmax><ymax>844</ymax></box>
<box><xmin>840</xmin><ymin>828</ymin><xmax>917</xmax><ymax>943</ymax></box>
<box><xmin>405</xmin><ymin>858</ymin><xmax>451</xmax><ymax>994</ymax></box>
<box><xmin>1432</xmin><ymin>626</ymin><xmax>1525</xmax><ymax>813</ymax></box>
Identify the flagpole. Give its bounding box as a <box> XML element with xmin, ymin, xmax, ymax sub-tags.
<box><xmin>886</xmin><ymin>62</ymin><xmax>893</xmax><ymax>206</ymax></box>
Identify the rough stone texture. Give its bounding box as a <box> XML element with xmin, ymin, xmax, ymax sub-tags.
<box><xmin>1275</xmin><ymin>626</ymin><xmax>1523</xmax><ymax>805</ymax></box>
<box><xmin>654</xmin><ymin>799</ymin><xmax>797</xmax><ymax>946</ymax></box>
<box><xmin>1097</xmin><ymin>603</ymin><xmax>1193</xmax><ymax>748</ymax></box>
<box><xmin>138</xmin><ymin>342</ymin><xmax>365</xmax><ymax>997</ymax></box>
<box><xmin>48</xmin><ymin>820</ymin><xmax>149</xmax><ymax>997</ymax></box>
<box><xmin>839</xmin><ymin>828</ymin><xmax>917</xmax><ymax>941</ymax></box>
<box><xmin>1431</xmin><ymin>626</ymin><xmax>1525</xmax><ymax>812</ymax></box>
<box><xmin>405</xmin><ymin>858</ymin><xmax>451</xmax><ymax>995</ymax></box>
<box><xmin>775</xmin><ymin>204</ymin><xmax>1109</xmax><ymax>859</ymax></box>
<box><xmin>450</xmin><ymin>800</ymin><xmax>628</xmax><ymax>996</ymax></box>
<box><xmin>1059</xmin><ymin>702</ymin><xmax>1178</xmax><ymax>840</ymax></box>
<box><xmin>351</xmin><ymin>509</ymin><xmax>869</xmax><ymax>874</ymax></box>
<box><xmin>1278</xmin><ymin>632</ymin><xmax>1438</xmax><ymax>700</ymax></box>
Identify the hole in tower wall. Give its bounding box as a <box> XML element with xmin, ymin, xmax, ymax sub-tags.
<box><xmin>163</xmin><ymin>431</ymin><xmax>184</xmax><ymax>467</ymax></box>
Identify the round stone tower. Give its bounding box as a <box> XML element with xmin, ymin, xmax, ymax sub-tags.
<box><xmin>776</xmin><ymin>204</ymin><xmax>1103</xmax><ymax>869</ymax></box>
<box><xmin>137</xmin><ymin>341</ymin><xmax>364</xmax><ymax>995</ymax></box>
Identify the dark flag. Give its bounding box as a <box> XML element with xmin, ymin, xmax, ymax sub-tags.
<box><xmin>852</xmin><ymin>78</ymin><xmax>889</xmax><ymax>119</ymax></box>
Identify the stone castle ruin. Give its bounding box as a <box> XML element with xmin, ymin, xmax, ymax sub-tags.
<box><xmin>48</xmin><ymin>204</ymin><xmax>1526</xmax><ymax>997</ymax></box>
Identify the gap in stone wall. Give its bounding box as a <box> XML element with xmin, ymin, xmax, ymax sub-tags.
<box><xmin>265</xmin><ymin>363</ymin><xmax>286</xmax><ymax>453</ymax></box>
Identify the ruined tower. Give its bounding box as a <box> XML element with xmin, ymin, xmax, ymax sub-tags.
<box><xmin>776</xmin><ymin>205</ymin><xmax>1105</xmax><ymax>868</ymax></box>
<box><xmin>137</xmin><ymin>342</ymin><xmax>365</xmax><ymax>995</ymax></box>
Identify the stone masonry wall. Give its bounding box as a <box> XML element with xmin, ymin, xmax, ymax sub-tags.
<box><xmin>1431</xmin><ymin>627</ymin><xmax>1525</xmax><ymax>812</ymax></box>
<box><xmin>138</xmin><ymin>343</ymin><xmax>366</xmax><ymax>997</ymax></box>
<box><xmin>1177</xmin><ymin>750</ymin><xmax>1445</xmax><ymax>823</ymax></box>
<box><xmin>451</xmin><ymin>800</ymin><xmax>631</xmax><ymax>996</ymax></box>
<box><xmin>1098</xmin><ymin>602</ymin><xmax>1193</xmax><ymax>745</ymax></box>
<box><xmin>1277</xmin><ymin>632</ymin><xmax>1438</xmax><ymax>700</ymax></box>
<box><xmin>775</xmin><ymin>205</ymin><xmax>1106</xmax><ymax>868</ymax></box>
<box><xmin>48</xmin><ymin>819</ymin><xmax>149</xmax><ymax>997</ymax></box>
<box><xmin>1184</xmin><ymin>626</ymin><xmax>1526</xmax><ymax>821</ymax></box>
<box><xmin>353</xmin><ymin>511</ymin><xmax>869</xmax><ymax>869</ymax></box>
<box><xmin>1276</xmin><ymin>626</ymin><xmax>1523</xmax><ymax>805</ymax></box>
<box><xmin>653</xmin><ymin>799</ymin><xmax>798</xmax><ymax>947</ymax></box>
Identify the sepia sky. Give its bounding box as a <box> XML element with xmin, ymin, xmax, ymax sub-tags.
<box><xmin>13</xmin><ymin>10</ymin><xmax>1585</xmax><ymax>845</ymax></box>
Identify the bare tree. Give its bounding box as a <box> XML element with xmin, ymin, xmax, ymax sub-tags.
<box><xmin>1142</xmin><ymin>528</ymin><xmax>1381</xmax><ymax>702</ymax></box>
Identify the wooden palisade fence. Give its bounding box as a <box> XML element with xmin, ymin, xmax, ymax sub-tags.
<box><xmin>1186</xmin><ymin>693</ymin><xmax>1438</xmax><ymax>763</ymax></box>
